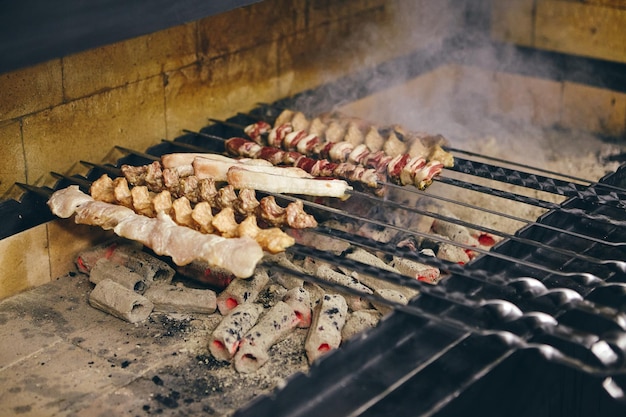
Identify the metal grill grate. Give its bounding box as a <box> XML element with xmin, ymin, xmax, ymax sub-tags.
<box><xmin>14</xmin><ymin>100</ymin><xmax>626</xmax><ymax>416</ymax></box>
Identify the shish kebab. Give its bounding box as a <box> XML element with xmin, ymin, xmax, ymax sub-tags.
<box><xmin>207</xmin><ymin>114</ymin><xmax>452</xmax><ymax>193</ymax></box>
<box><xmin>246</xmin><ymin>108</ymin><xmax>454</xmax><ymax>168</ymax></box>
<box><xmin>182</xmin><ymin>130</ymin><xmax>423</xmax><ymax>196</ymax></box>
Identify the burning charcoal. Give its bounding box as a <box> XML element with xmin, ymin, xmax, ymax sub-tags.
<box><xmin>430</xmin><ymin>208</ymin><xmax>480</xmax><ymax>247</ymax></box>
<box><xmin>371</xmin><ymin>289</ymin><xmax>408</xmax><ymax>315</ymax></box>
<box><xmin>216</xmin><ymin>268</ymin><xmax>270</xmax><ymax>315</ymax></box>
<box><xmin>89</xmin><ymin>258</ymin><xmax>150</xmax><ymax>294</ymax></box>
<box><xmin>290</xmin><ymin>227</ymin><xmax>350</xmax><ymax>254</ymax></box>
<box><xmin>305</xmin><ymin>293</ymin><xmax>348</xmax><ymax>364</ymax></box>
<box><xmin>342</xmin><ymin>248</ymin><xmax>416</xmax><ymax>298</ymax></box>
<box><xmin>89</xmin><ymin>278</ymin><xmax>154</xmax><ymax>323</ymax></box>
<box><xmin>76</xmin><ymin>240</ymin><xmax>175</xmax><ymax>285</ymax></box>
<box><xmin>303</xmin><ymin>282</ymin><xmax>326</xmax><ymax>307</ymax></box>
<box><xmin>234</xmin><ymin>301</ymin><xmax>299</xmax><ymax>373</ymax></box>
<box><xmin>265</xmin><ymin>253</ymin><xmax>305</xmax><ymax>289</ymax></box>
<box><xmin>282</xmin><ymin>287</ymin><xmax>312</xmax><ymax>328</ymax></box>
<box><xmin>390</xmin><ymin>256</ymin><xmax>440</xmax><ymax>284</ymax></box>
<box><xmin>307</xmin><ymin>261</ymin><xmax>372</xmax><ymax>311</ymax></box>
<box><xmin>342</xmin><ymin>309</ymin><xmax>381</xmax><ymax>341</ymax></box>
<box><xmin>209</xmin><ymin>303</ymin><xmax>264</xmax><ymax>362</ymax></box>
<box><xmin>143</xmin><ymin>284</ymin><xmax>217</xmax><ymax>314</ymax></box>
<box><xmin>436</xmin><ymin>241</ymin><xmax>470</xmax><ymax>264</ymax></box>
<box><xmin>174</xmin><ymin>261</ymin><xmax>234</xmax><ymax>289</ymax></box>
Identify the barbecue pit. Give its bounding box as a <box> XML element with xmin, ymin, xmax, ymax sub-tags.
<box><xmin>1</xmin><ymin>1</ymin><xmax>626</xmax><ymax>416</ymax></box>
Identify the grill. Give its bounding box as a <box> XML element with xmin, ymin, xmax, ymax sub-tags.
<box><xmin>4</xmin><ymin>38</ymin><xmax>626</xmax><ymax>416</ymax></box>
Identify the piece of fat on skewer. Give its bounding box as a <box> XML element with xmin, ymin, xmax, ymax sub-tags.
<box><xmin>364</xmin><ymin>126</ymin><xmax>385</xmax><ymax>152</ymax></box>
<box><xmin>344</xmin><ymin>121</ymin><xmax>365</xmax><ymax>146</ymax></box>
<box><xmin>324</xmin><ymin>121</ymin><xmax>347</xmax><ymax>143</ymax></box>
<box><xmin>308</xmin><ymin>117</ymin><xmax>328</xmax><ymax>137</ymax></box>
<box><xmin>291</xmin><ymin>111</ymin><xmax>310</xmax><ymax>132</ymax></box>
<box><xmin>48</xmin><ymin>186</ymin><xmax>264</xmax><ymax>278</ymax></box>
<box><xmin>274</xmin><ymin>109</ymin><xmax>295</xmax><ymax>127</ymax></box>
<box><xmin>382</xmin><ymin>130</ymin><xmax>408</xmax><ymax>158</ymax></box>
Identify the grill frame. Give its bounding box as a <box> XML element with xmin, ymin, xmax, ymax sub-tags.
<box><xmin>3</xmin><ymin>34</ymin><xmax>626</xmax><ymax>417</ymax></box>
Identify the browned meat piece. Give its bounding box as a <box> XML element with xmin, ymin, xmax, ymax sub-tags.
<box><xmin>152</xmin><ymin>190</ymin><xmax>172</xmax><ymax>215</ymax></box>
<box><xmin>256</xmin><ymin>228</ymin><xmax>295</xmax><ymax>254</ymax></box>
<box><xmin>259</xmin><ymin>196</ymin><xmax>286</xmax><ymax>226</ymax></box>
<box><xmin>191</xmin><ymin>201</ymin><xmax>214</xmax><ymax>233</ymax></box>
<box><xmin>344</xmin><ymin>121</ymin><xmax>364</xmax><ymax>146</ymax></box>
<box><xmin>285</xmin><ymin>200</ymin><xmax>318</xmax><ymax>229</ymax></box>
<box><xmin>308</xmin><ymin>117</ymin><xmax>327</xmax><ymax>137</ymax></box>
<box><xmin>112</xmin><ymin>177</ymin><xmax>132</xmax><ymax>207</ymax></box>
<box><xmin>162</xmin><ymin>167</ymin><xmax>180</xmax><ymax>193</ymax></box>
<box><xmin>130</xmin><ymin>186</ymin><xmax>154</xmax><ymax>217</ymax></box>
<box><xmin>291</xmin><ymin>111</ymin><xmax>310</xmax><ymax>132</ymax></box>
<box><xmin>217</xmin><ymin>184</ymin><xmax>238</xmax><ymax>210</ymax></box>
<box><xmin>364</xmin><ymin>126</ymin><xmax>384</xmax><ymax>152</ymax></box>
<box><xmin>144</xmin><ymin>161</ymin><xmax>164</xmax><ymax>192</ymax></box>
<box><xmin>212</xmin><ymin>207</ymin><xmax>239</xmax><ymax>238</ymax></box>
<box><xmin>382</xmin><ymin>131</ymin><xmax>407</xmax><ymax>158</ymax></box>
<box><xmin>198</xmin><ymin>178</ymin><xmax>218</xmax><ymax>206</ymax></box>
<box><xmin>274</xmin><ymin>109</ymin><xmax>295</xmax><ymax>127</ymax></box>
<box><xmin>179</xmin><ymin>175</ymin><xmax>200</xmax><ymax>203</ymax></box>
<box><xmin>90</xmin><ymin>174</ymin><xmax>116</xmax><ymax>203</ymax></box>
<box><xmin>237</xmin><ymin>215</ymin><xmax>261</xmax><ymax>239</ymax></box>
<box><xmin>121</xmin><ymin>164</ymin><xmax>148</xmax><ymax>186</ymax></box>
<box><xmin>233</xmin><ymin>188</ymin><xmax>260</xmax><ymax>216</ymax></box>
<box><xmin>171</xmin><ymin>196</ymin><xmax>194</xmax><ymax>227</ymax></box>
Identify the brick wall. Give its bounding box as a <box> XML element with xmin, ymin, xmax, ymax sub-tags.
<box><xmin>0</xmin><ymin>0</ymin><xmax>455</xmax><ymax>299</ymax></box>
<box><xmin>490</xmin><ymin>0</ymin><xmax>626</xmax><ymax>138</ymax></box>
<box><xmin>492</xmin><ymin>0</ymin><xmax>626</xmax><ymax>64</ymax></box>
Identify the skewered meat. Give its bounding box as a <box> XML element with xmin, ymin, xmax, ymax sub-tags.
<box><xmin>117</xmin><ymin>164</ymin><xmax>319</xmax><ymax>229</ymax></box>
<box><xmin>244</xmin><ymin>120</ymin><xmax>271</xmax><ymax>141</ymax></box>
<box><xmin>211</xmin><ymin>207</ymin><xmax>239</xmax><ymax>238</ymax></box>
<box><xmin>225</xmin><ymin>137</ymin><xmax>382</xmax><ymax>193</ymax></box>
<box><xmin>242</xmin><ymin>119</ymin><xmax>444</xmax><ymax>190</ymax></box>
<box><xmin>113</xmin><ymin>177</ymin><xmax>132</xmax><ymax>207</ymax></box>
<box><xmin>130</xmin><ymin>186</ymin><xmax>153</xmax><ymax>217</ymax></box>
<box><xmin>191</xmin><ymin>201</ymin><xmax>214</xmax><ymax>233</ymax></box>
<box><xmin>171</xmin><ymin>196</ymin><xmax>194</xmax><ymax>227</ymax></box>
<box><xmin>248</xmin><ymin>109</ymin><xmax>454</xmax><ymax>169</ymax></box>
<box><xmin>291</xmin><ymin>111</ymin><xmax>310</xmax><ymax>131</ymax></box>
<box><xmin>274</xmin><ymin>108</ymin><xmax>295</xmax><ymax>127</ymax></box>
<box><xmin>93</xmin><ymin>172</ymin><xmax>299</xmax><ymax>253</ymax></box>
<box><xmin>47</xmin><ymin>186</ymin><xmax>264</xmax><ymax>278</ymax></box>
<box><xmin>227</xmin><ymin>165</ymin><xmax>352</xmax><ymax>198</ymax></box>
